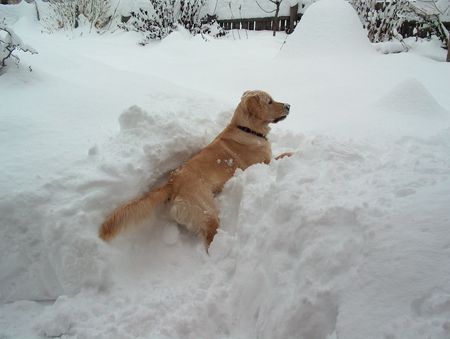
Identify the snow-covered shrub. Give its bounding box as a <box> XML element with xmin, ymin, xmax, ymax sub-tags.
<box><xmin>121</xmin><ymin>0</ymin><xmax>226</xmax><ymax>44</ymax></box>
<box><xmin>48</xmin><ymin>0</ymin><xmax>111</xmax><ymax>31</ymax></box>
<box><xmin>178</xmin><ymin>1</ymin><xmax>226</xmax><ymax>38</ymax></box>
<box><xmin>407</xmin><ymin>4</ymin><xmax>448</xmax><ymax>46</ymax></box>
<box><xmin>198</xmin><ymin>15</ymin><xmax>227</xmax><ymax>38</ymax></box>
<box><xmin>0</xmin><ymin>22</ymin><xmax>37</xmax><ymax>71</ymax></box>
<box><xmin>125</xmin><ymin>0</ymin><xmax>176</xmax><ymax>43</ymax></box>
<box><xmin>352</xmin><ymin>0</ymin><xmax>448</xmax><ymax>50</ymax></box>
<box><xmin>352</xmin><ymin>0</ymin><xmax>410</xmax><ymax>44</ymax></box>
<box><xmin>178</xmin><ymin>0</ymin><xmax>206</xmax><ymax>34</ymax></box>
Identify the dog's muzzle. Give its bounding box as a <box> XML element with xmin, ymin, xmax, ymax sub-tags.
<box><xmin>273</xmin><ymin>103</ymin><xmax>290</xmax><ymax>123</ymax></box>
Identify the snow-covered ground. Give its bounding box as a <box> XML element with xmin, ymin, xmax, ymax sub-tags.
<box><xmin>1</xmin><ymin>0</ymin><xmax>450</xmax><ymax>338</ymax></box>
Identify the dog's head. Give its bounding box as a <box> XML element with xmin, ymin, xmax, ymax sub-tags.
<box><xmin>240</xmin><ymin>90</ymin><xmax>290</xmax><ymax>124</ymax></box>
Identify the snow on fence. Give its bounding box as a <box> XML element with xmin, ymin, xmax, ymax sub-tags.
<box><xmin>217</xmin><ymin>4</ymin><xmax>301</xmax><ymax>34</ymax></box>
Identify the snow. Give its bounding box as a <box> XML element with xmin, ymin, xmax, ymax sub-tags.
<box><xmin>0</xmin><ymin>23</ymin><xmax>37</xmax><ymax>54</ymax></box>
<box><xmin>280</xmin><ymin>0</ymin><xmax>375</xmax><ymax>58</ymax></box>
<box><xmin>376</xmin><ymin>77</ymin><xmax>448</xmax><ymax>117</ymax></box>
<box><xmin>1</xmin><ymin>0</ymin><xmax>450</xmax><ymax>338</ymax></box>
<box><xmin>114</xmin><ymin>0</ymin><xmax>154</xmax><ymax>17</ymax></box>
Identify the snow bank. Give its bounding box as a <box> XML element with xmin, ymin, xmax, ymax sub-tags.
<box><xmin>281</xmin><ymin>0</ymin><xmax>375</xmax><ymax>58</ymax></box>
<box><xmin>215</xmin><ymin>132</ymin><xmax>450</xmax><ymax>339</ymax></box>
<box><xmin>0</xmin><ymin>104</ymin><xmax>222</xmax><ymax>302</ymax></box>
<box><xmin>4</xmin><ymin>126</ymin><xmax>449</xmax><ymax>339</ymax></box>
<box><xmin>3</xmin><ymin>98</ymin><xmax>449</xmax><ymax>338</ymax></box>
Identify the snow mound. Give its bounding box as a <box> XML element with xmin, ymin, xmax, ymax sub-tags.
<box><xmin>2</xmin><ymin>101</ymin><xmax>450</xmax><ymax>338</ymax></box>
<box><xmin>15</xmin><ymin>131</ymin><xmax>450</xmax><ymax>339</ymax></box>
<box><xmin>281</xmin><ymin>0</ymin><xmax>374</xmax><ymax>58</ymax></box>
<box><xmin>377</xmin><ymin>78</ymin><xmax>448</xmax><ymax>117</ymax></box>
<box><xmin>0</xmin><ymin>104</ymin><xmax>222</xmax><ymax>302</ymax></box>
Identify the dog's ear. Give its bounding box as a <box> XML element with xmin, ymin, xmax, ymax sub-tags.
<box><xmin>242</xmin><ymin>90</ymin><xmax>261</xmax><ymax>99</ymax></box>
<box><xmin>245</xmin><ymin>93</ymin><xmax>261</xmax><ymax>116</ymax></box>
<box><xmin>242</xmin><ymin>90</ymin><xmax>252</xmax><ymax>98</ymax></box>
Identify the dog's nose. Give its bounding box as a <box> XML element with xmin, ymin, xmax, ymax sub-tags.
<box><xmin>284</xmin><ymin>103</ymin><xmax>290</xmax><ymax>112</ymax></box>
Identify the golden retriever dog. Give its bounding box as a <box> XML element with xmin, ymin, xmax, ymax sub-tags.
<box><xmin>99</xmin><ymin>90</ymin><xmax>291</xmax><ymax>249</ymax></box>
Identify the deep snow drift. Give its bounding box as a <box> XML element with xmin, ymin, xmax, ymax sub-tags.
<box><xmin>1</xmin><ymin>0</ymin><xmax>450</xmax><ymax>338</ymax></box>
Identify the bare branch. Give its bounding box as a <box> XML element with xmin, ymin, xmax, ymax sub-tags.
<box><xmin>254</xmin><ymin>0</ymin><xmax>276</xmax><ymax>14</ymax></box>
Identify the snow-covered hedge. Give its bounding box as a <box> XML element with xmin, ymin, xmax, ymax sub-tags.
<box><xmin>121</xmin><ymin>0</ymin><xmax>226</xmax><ymax>44</ymax></box>
<box><xmin>0</xmin><ymin>22</ymin><xmax>37</xmax><ymax>71</ymax></box>
<box><xmin>352</xmin><ymin>0</ymin><xmax>448</xmax><ymax>51</ymax></box>
<box><xmin>47</xmin><ymin>0</ymin><xmax>111</xmax><ymax>31</ymax></box>
<box><xmin>45</xmin><ymin>0</ymin><xmax>225</xmax><ymax>42</ymax></box>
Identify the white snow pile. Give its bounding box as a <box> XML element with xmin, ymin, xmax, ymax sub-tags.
<box><xmin>0</xmin><ymin>104</ymin><xmax>218</xmax><ymax>302</ymax></box>
<box><xmin>281</xmin><ymin>0</ymin><xmax>375</xmax><ymax>58</ymax></box>
<box><xmin>1</xmin><ymin>0</ymin><xmax>450</xmax><ymax>338</ymax></box>
<box><xmin>376</xmin><ymin>78</ymin><xmax>448</xmax><ymax>118</ymax></box>
<box><xmin>2</xmin><ymin>110</ymin><xmax>450</xmax><ymax>338</ymax></box>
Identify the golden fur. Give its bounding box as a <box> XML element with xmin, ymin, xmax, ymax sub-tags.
<box><xmin>99</xmin><ymin>90</ymin><xmax>291</xmax><ymax>248</ymax></box>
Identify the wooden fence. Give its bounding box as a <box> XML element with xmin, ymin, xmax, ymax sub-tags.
<box><xmin>217</xmin><ymin>4</ymin><xmax>301</xmax><ymax>34</ymax></box>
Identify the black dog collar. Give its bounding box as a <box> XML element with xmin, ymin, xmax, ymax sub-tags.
<box><xmin>237</xmin><ymin>125</ymin><xmax>267</xmax><ymax>140</ymax></box>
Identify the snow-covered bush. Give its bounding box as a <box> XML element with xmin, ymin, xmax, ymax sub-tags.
<box><xmin>408</xmin><ymin>2</ymin><xmax>448</xmax><ymax>46</ymax></box>
<box><xmin>178</xmin><ymin>0</ymin><xmax>203</xmax><ymax>33</ymax></box>
<box><xmin>125</xmin><ymin>0</ymin><xmax>176</xmax><ymax>42</ymax></box>
<box><xmin>0</xmin><ymin>22</ymin><xmax>37</xmax><ymax>71</ymax></box>
<box><xmin>121</xmin><ymin>0</ymin><xmax>225</xmax><ymax>44</ymax></box>
<box><xmin>352</xmin><ymin>0</ymin><xmax>410</xmax><ymax>45</ymax></box>
<box><xmin>178</xmin><ymin>0</ymin><xmax>226</xmax><ymax>38</ymax></box>
<box><xmin>47</xmin><ymin>0</ymin><xmax>111</xmax><ymax>31</ymax></box>
<box><xmin>352</xmin><ymin>0</ymin><xmax>448</xmax><ymax>50</ymax></box>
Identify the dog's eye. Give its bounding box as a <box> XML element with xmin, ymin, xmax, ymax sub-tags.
<box><xmin>268</xmin><ymin>100</ymin><xmax>273</xmax><ymax>104</ymax></box>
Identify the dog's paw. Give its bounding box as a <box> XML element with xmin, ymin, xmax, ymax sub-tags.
<box><xmin>274</xmin><ymin>152</ymin><xmax>294</xmax><ymax>160</ymax></box>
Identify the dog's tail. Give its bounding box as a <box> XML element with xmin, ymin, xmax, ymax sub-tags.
<box><xmin>99</xmin><ymin>185</ymin><xmax>171</xmax><ymax>241</ymax></box>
